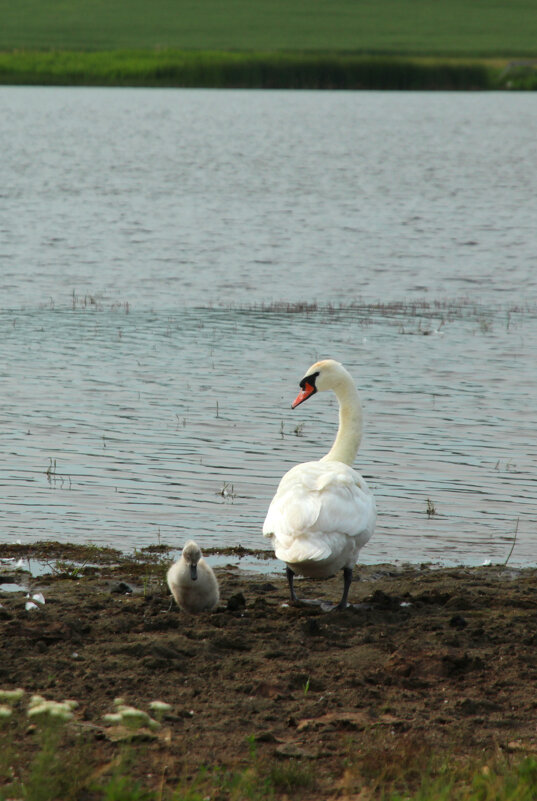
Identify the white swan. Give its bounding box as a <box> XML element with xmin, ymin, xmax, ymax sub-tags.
<box><xmin>263</xmin><ymin>359</ymin><xmax>376</xmax><ymax>609</ymax></box>
<box><xmin>167</xmin><ymin>541</ymin><xmax>219</xmax><ymax>613</ymax></box>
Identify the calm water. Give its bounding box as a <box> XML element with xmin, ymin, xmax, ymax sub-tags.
<box><xmin>1</xmin><ymin>87</ymin><xmax>536</xmax><ymax>568</ymax></box>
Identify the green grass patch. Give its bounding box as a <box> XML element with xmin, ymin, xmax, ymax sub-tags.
<box><xmin>386</xmin><ymin>757</ymin><xmax>537</xmax><ymax>801</ymax></box>
<box><xmin>2</xmin><ymin>0</ymin><xmax>537</xmax><ymax>56</ymax></box>
<box><xmin>0</xmin><ymin>49</ymin><xmax>521</xmax><ymax>89</ymax></box>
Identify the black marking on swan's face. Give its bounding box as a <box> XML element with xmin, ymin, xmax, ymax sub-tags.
<box><xmin>299</xmin><ymin>371</ymin><xmax>320</xmax><ymax>392</ymax></box>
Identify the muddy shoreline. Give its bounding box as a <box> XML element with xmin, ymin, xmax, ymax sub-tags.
<box><xmin>1</xmin><ymin>543</ymin><xmax>537</xmax><ymax>798</ymax></box>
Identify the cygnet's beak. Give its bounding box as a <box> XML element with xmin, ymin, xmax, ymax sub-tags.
<box><xmin>190</xmin><ymin>564</ymin><xmax>198</xmax><ymax>581</ymax></box>
<box><xmin>292</xmin><ymin>380</ymin><xmax>316</xmax><ymax>408</ymax></box>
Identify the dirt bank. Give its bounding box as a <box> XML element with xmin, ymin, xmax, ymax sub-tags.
<box><xmin>1</xmin><ymin>544</ymin><xmax>537</xmax><ymax>798</ymax></box>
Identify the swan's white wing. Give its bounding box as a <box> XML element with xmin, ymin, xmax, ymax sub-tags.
<box><xmin>263</xmin><ymin>460</ymin><xmax>376</xmax><ymax>570</ymax></box>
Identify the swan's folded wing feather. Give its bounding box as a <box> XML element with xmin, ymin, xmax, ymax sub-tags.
<box><xmin>316</xmin><ymin>472</ymin><xmax>376</xmax><ymax>541</ymax></box>
<box><xmin>263</xmin><ymin>474</ymin><xmax>322</xmax><ymax>538</ymax></box>
<box><xmin>275</xmin><ymin>537</ymin><xmax>332</xmax><ymax>564</ymax></box>
<box><xmin>263</xmin><ymin>461</ymin><xmax>376</xmax><ymax>565</ymax></box>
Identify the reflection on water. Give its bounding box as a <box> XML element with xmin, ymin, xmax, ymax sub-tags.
<box><xmin>1</xmin><ymin>87</ymin><xmax>536</xmax><ymax>566</ymax></box>
<box><xmin>1</xmin><ymin>304</ymin><xmax>535</xmax><ymax>566</ymax></box>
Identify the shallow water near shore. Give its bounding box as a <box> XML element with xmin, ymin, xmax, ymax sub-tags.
<box><xmin>1</xmin><ymin>302</ymin><xmax>535</xmax><ymax>567</ymax></box>
<box><xmin>1</xmin><ymin>88</ymin><xmax>536</xmax><ymax>567</ymax></box>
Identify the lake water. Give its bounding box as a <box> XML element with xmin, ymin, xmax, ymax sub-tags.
<box><xmin>1</xmin><ymin>87</ymin><xmax>536</xmax><ymax>569</ymax></box>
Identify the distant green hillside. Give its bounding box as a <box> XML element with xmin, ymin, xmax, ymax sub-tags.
<box><xmin>1</xmin><ymin>0</ymin><xmax>537</xmax><ymax>56</ymax></box>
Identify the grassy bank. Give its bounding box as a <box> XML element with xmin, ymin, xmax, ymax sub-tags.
<box><xmin>1</xmin><ymin>688</ymin><xmax>537</xmax><ymax>801</ymax></box>
<box><xmin>1</xmin><ymin>690</ymin><xmax>537</xmax><ymax>800</ymax></box>
<box><xmin>1</xmin><ymin>49</ymin><xmax>536</xmax><ymax>89</ymax></box>
<box><xmin>1</xmin><ymin>0</ymin><xmax>537</xmax><ymax>88</ymax></box>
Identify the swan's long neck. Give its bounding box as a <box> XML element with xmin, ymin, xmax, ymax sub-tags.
<box><xmin>320</xmin><ymin>380</ymin><xmax>363</xmax><ymax>466</ymax></box>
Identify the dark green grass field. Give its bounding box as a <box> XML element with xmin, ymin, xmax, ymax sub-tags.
<box><xmin>1</xmin><ymin>0</ymin><xmax>537</xmax><ymax>88</ymax></box>
<box><xmin>2</xmin><ymin>0</ymin><xmax>537</xmax><ymax>55</ymax></box>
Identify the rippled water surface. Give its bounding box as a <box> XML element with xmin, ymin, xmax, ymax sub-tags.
<box><xmin>1</xmin><ymin>87</ymin><xmax>536</xmax><ymax>567</ymax></box>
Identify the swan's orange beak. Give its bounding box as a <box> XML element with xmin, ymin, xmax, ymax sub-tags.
<box><xmin>292</xmin><ymin>382</ymin><xmax>315</xmax><ymax>408</ymax></box>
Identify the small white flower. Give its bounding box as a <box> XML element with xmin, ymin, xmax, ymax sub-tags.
<box><xmin>29</xmin><ymin>695</ymin><xmax>47</xmax><ymax>709</ymax></box>
<box><xmin>32</xmin><ymin>592</ymin><xmax>45</xmax><ymax>605</ymax></box>
<box><xmin>50</xmin><ymin>705</ymin><xmax>73</xmax><ymax>722</ymax></box>
<box><xmin>25</xmin><ymin>601</ymin><xmax>39</xmax><ymax>612</ymax></box>
<box><xmin>118</xmin><ymin>706</ymin><xmax>151</xmax><ymax>728</ymax></box>
<box><xmin>0</xmin><ymin>688</ymin><xmax>25</xmax><ymax>704</ymax></box>
<box><xmin>103</xmin><ymin>713</ymin><xmax>123</xmax><ymax>725</ymax></box>
<box><xmin>28</xmin><ymin>701</ymin><xmax>73</xmax><ymax>722</ymax></box>
<box><xmin>149</xmin><ymin>701</ymin><xmax>172</xmax><ymax>714</ymax></box>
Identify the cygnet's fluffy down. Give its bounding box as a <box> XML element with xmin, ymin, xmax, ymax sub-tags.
<box><xmin>167</xmin><ymin>540</ymin><xmax>219</xmax><ymax>613</ymax></box>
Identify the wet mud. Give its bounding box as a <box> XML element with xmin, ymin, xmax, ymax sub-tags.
<box><xmin>1</xmin><ymin>544</ymin><xmax>537</xmax><ymax>797</ymax></box>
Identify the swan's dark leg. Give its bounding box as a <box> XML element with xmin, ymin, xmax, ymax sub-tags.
<box><xmin>286</xmin><ymin>566</ymin><xmax>298</xmax><ymax>603</ymax></box>
<box><xmin>334</xmin><ymin>567</ymin><xmax>353</xmax><ymax>610</ymax></box>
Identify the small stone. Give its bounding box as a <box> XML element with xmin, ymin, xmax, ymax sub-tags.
<box><xmin>303</xmin><ymin>618</ymin><xmax>321</xmax><ymax>636</ymax></box>
<box><xmin>254</xmin><ymin>583</ymin><xmax>277</xmax><ymax>593</ymax></box>
<box><xmin>110</xmin><ymin>582</ymin><xmax>133</xmax><ymax>595</ymax></box>
<box><xmin>227</xmin><ymin>592</ymin><xmax>246</xmax><ymax>611</ymax></box>
<box><xmin>276</xmin><ymin>742</ymin><xmax>318</xmax><ymax>759</ymax></box>
<box><xmin>254</xmin><ymin>730</ymin><xmax>278</xmax><ymax>743</ymax></box>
